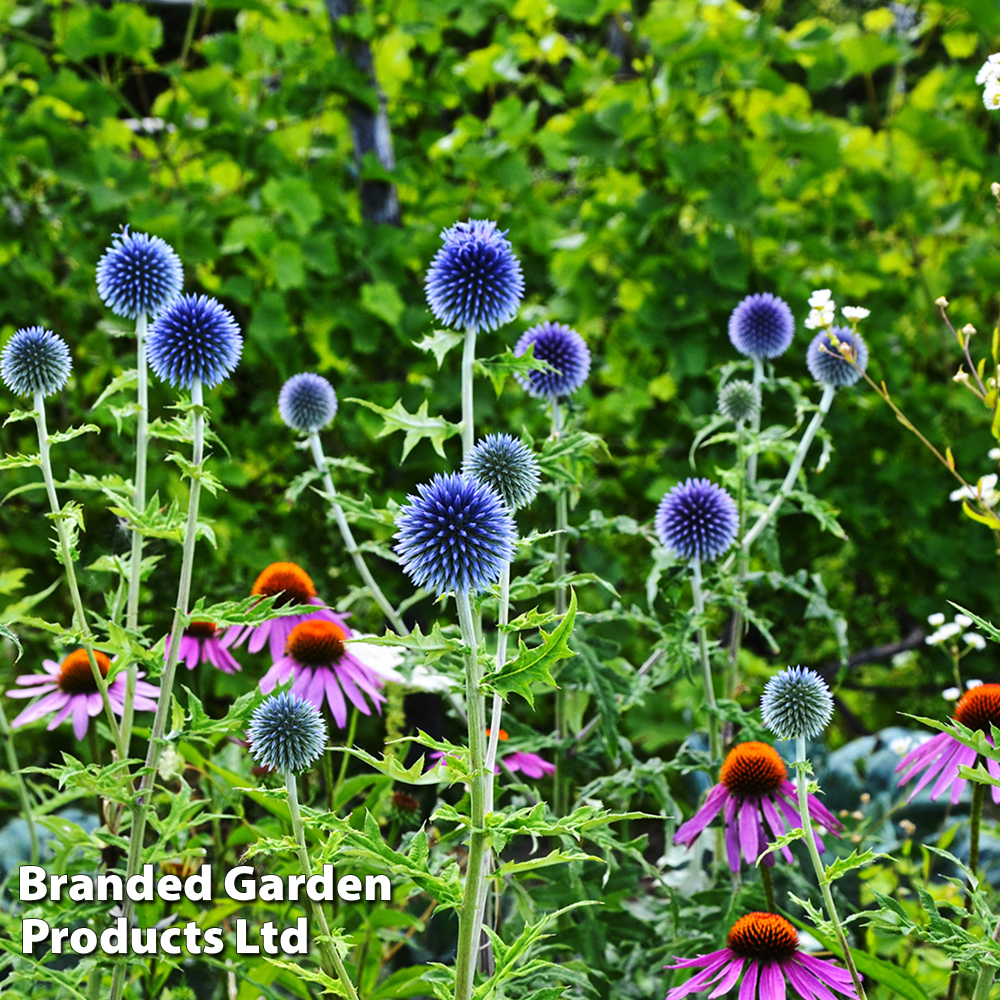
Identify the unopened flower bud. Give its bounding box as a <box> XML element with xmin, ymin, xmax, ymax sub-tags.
<box><xmin>935</xmin><ymin>296</ymin><xmax>949</xmax><ymax>309</ymax></box>
<box><xmin>992</xmin><ymin>181</ymin><xmax>1000</xmax><ymax>198</ymax></box>
<box><xmin>954</xmin><ymin>370</ymin><xmax>970</xmax><ymax>384</ymax></box>
<box><xmin>962</xmin><ymin>323</ymin><xmax>977</xmax><ymax>337</ymax></box>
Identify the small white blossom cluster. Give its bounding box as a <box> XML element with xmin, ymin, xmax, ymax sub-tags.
<box><xmin>926</xmin><ymin>611</ymin><xmax>986</xmax><ymax>650</ymax></box>
<box><xmin>804</xmin><ymin>289</ymin><xmax>835</xmax><ymax>330</ymax></box>
<box><xmin>943</xmin><ymin>678</ymin><xmax>984</xmax><ymax>701</ymax></box>
<box><xmin>978</xmin><ymin>53</ymin><xmax>1000</xmax><ymax>110</ymax></box>
<box><xmin>841</xmin><ymin>306</ymin><xmax>870</xmax><ymax>323</ymax></box>
<box><xmin>990</xmin><ymin>447</ymin><xmax>1000</xmax><ymax>462</ymax></box>
<box><xmin>949</xmin><ymin>473</ymin><xmax>1000</xmax><ymax>507</ymax></box>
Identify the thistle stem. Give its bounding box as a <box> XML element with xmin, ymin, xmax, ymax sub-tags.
<box><xmin>794</xmin><ymin>735</ymin><xmax>867</xmax><ymax>1000</ymax></box>
<box><xmin>0</xmin><ymin>693</ymin><xmax>38</xmax><ymax>864</ymax></box>
<box><xmin>306</xmin><ymin>432</ymin><xmax>406</xmax><ymax>634</ymax></box>
<box><xmin>552</xmin><ymin>399</ymin><xmax>569</xmax><ymax>816</ymax></box>
<box><xmin>726</xmin><ymin>418</ymin><xmax>747</xmax><ymax>703</ymax></box>
<box><xmin>461</xmin><ymin>326</ymin><xmax>477</xmax><ymax>458</ymax></box>
<box><xmin>740</xmin><ymin>384</ymin><xmax>836</xmax><ymax>553</ymax></box>
<box><xmin>33</xmin><ymin>391</ymin><xmax>127</xmax><ymax>762</ymax></box>
<box><xmin>946</xmin><ymin>774</ymin><xmax>985</xmax><ymax>1000</ymax></box>
<box><xmin>123</xmin><ymin>312</ymin><xmax>149</xmax><ymax>751</ymax></box>
<box><xmin>286</xmin><ymin>770</ymin><xmax>360</xmax><ymax>1000</ymax></box>
<box><xmin>690</xmin><ymin>557</ymin><xmax>720</xmax><ymax>762</ymax></box>
<box><xmin>454</xmin><ymin>589</ymin><xmax>489</xmax><ymax>1000</ymax></box>
<box><xmin>110</xmin><ymin>380</ymin><xmax>206</xmax><ymax>1000</ymax></box>
<box><xmin>746</xmin><ymin>358</ymin><xmax>763</xmax><ymax>483</ymax></box>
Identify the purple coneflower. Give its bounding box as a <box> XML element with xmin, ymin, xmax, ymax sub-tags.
<box><xmin>665</xmin><ymin>912</ymin><xmax>859</xmax><ymax>999</ymax></box>
<box><xmin>8</xmin><ymin>649</ymin><xmax>158</xmax><ymax>740</ymax></box>
<box><xmin>674</xmin><ymin>742</ymin><xmax>842</xmax><ymax>872</ymax></box>
<box><xmin>165</xmin><ymin>620</ymin><xmax>241</xmax><ymax>674</ymax></box>
<box><xmin>897</xmin><ymin>682</ymin><xmax>1000</xmax><ymax>804</ymax></box>
<box><xmin>259</xmin><ymin>619</ymin><xmax>388</xmax><ymax>729</ymax></box>
<box><xmin>224</xmin><ymin>562</ymin><xmax>344</xmax><ymax>661</ymax></box>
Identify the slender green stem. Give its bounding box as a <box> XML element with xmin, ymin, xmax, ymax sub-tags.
<box><xmin>972</xmin><ymin>912</ymin><xmax>1000</xmax><ymax>1000</ymax></box>
<box><xmin>795</xmin><ymin>735</ymin><xmax>867</xmax><ymax>1000</ymax></box>
<box><xmin>332</xmin><ymin>706</ymin><xmax>359</xmax><ymax>808</ymax></box>
<box><xmin>690</xmin><ymin>557</ymin><xmax>720</xmax><ymax>762</ymax></box>
<box><xmin>461</xmin><ymin>326</ymin><xmax>477</xmax><ymax>458</ymax></box>
<box><xmin>123</xmin><ymin>312</ymin><xmax>149</xmax><ymax>750</ymax></box>
<box><xmin>0</xmin><ymin>694</ymin><xmax>38</xmax><ymax>863</ymax></box>
<box><xmin>33</xmin><ymin>391</ymin><xmax>127</xmax><ymax>762</ymax></box>
<box><xmin>307</xmin><ymin>432</ymin><xmax>406</xmax><ymax>634</ymax></box>
<box><xmin>760</xmin><ymin>862</ymin><xmax>775</xmax><ymax>913</ymax></box>
<box><xmin>740</xmin><ymin>384</ymin><xmax>836</xmax><ymax>553</ymax></box>
<box><xmin>286</xmin><ymin>771</ymin><xmax>360</xmax><ymax>1000</ymax></box>
<box><xmin>726</xmin><ymin>418</ymin><xmax>747</xmax><ymax>703</ymax></box>
<box><xmin>947</xmin><ymin>775</ymin><xmax>985</xmax><ymax>1000</ymax></box>
<box><xmin>454</xmin><ymin>590</ymin><xmax>489</xmax><ymax>1000</ymax></box>
<box><xmin>552</xmin><ymin>399</ymin><xmax>569</xmax><ymax>815</ymax></box>
<box><xmin>110</xmin><ymin>380</ymin><xmax>206</xmax><ymax>1000</ymax></box>
<box><xmin>746</xmin><ymin>358</ymin><xmax>763</xmax><ymax>483</ymax></box>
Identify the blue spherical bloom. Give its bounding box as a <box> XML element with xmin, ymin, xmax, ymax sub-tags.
<box><xmin>656</xmin><ymin>478</ymin><xmax>738</xmax><ymax>563</ymax></box>
<box><xmin>147</xmin><ymin>294</ymin><xmax>242</xmax><ymax>389</ymax></box>
<box><xmin>424</xmin><ymin>219</ymin><xmax>525</xmax><ymax>332</ymax></box>
<box><xmin>761</xmin><ymin>666</ymin><xmax>834</xmax><ymax>740</ymax></box>
<box><xmin>394</xmin><ymin>473</ymin><xmax>517</xmax><ymax>595</ymax></box>
<box><xmin>806</xmin><ymin>327</ymin><xmax>868</xmax><ymax>388</ymax></box>
<box><xmin>247</xmin><ymin>691</ymin><xmax>327</xmax><ymax>774</ymax></box>
<box><xmin>514</xmin><ymin>322</ymin><xmax>591</xmax><ymax>400</ymax></box>
<box><xmin>1</xmin><ymin>327</ymin><xmax>72</xmax><ymax>398</ymax></box>
<box><xmin>96</xmin><ymin>226</ymin><xmax>183</xmax><ymax>320</ymax></box>
<box><xmin>463</xmin><ymin>433</ymin><xmax>541</xmax><ymax>510</ymax></box>
<box><xmin>728</xmin><ymin>292</ymin><xmax>795</xmax><ymax>360</ymax></box>
<box><xmin>279</xmin><ymin>373</ymin><xmax>338</xmax><ymax>433</ymax></box>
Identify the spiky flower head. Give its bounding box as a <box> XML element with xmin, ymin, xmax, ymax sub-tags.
<box><xmin>656</xmin><ymin>478</ymin><xmax>738</xmax><ymax>563</ymax></box>
<box><xmin>728</xmin><ymin>292</ymin><xmax>795</xmax><ymax>360</ymax></box>
<box><xmin>424</xmin><ymin>219</ymin><xmax>525</xmax><ymax>332</ymax></box>
<box><xmin>96</xmin><ymin>226</ymin><xmax>184</xmax><ymax>319</ymax></box>
<box><xmin>718</xmin><ymin>379</ymin><xmax>761</xmax><ymax>423</ymax></box>
<box><xmin>463</xmin><ymin>433</ymin><xmax>540</xmax><ymax>510</ymax></box>
<box><xmin>278</xmin><ymin>373</ymin><xmax>338</xmax><ymax>433</ymax></box>
<box><xmin>806</xmin><ymin>327</ymin><xmax>868</xmax><ymax>388</ymax></box>
<box><xmin>761</xmin><ymin>666</ymin><xmax>834</xmax><ymax>740</ymax></box>
<box><xmin>1</xmin><ymin>327</ymin><xmax>72</xmax><ymax>397</ymax></box>
<box><xmin>247</xmin><ymin>691</ymin><xmax>327</xmax><ymax>774</ymax></box>
<box><xmin>514</xmin><ymin>321</ymin><xmax>591</xmax><ymax>400</ymax></box>
<box><xmin>394</xmin><ymin>473</ymin><xmax>517</xmax><ymax>595</ymax></box>
<box><xmin>147</xmin><ymin>294</ymin><xmax>243</xmax><ymax>389</ymax></box>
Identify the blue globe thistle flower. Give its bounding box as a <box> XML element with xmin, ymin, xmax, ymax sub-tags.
<box><xmin>806</xmin><ymin>327</ymin><xmax>868</xmax><ymax>388</ymax></box>
<box><xmin>463</xmin><ymin>433</ymin><xmax>540</xmax><ymax>510</ymax></box>
<box><xmin>656</xmin><ymin>478</ymin><xmax>738</xmax><ymax>563</ymax></box>
<box><xmin>0</xmin><ymin>327</ymin><xmax>72</xmax><ymax>398</ymax></box>
<box><xmin>514</xmin><ymin>322</ymin><xmax>591</xmax><ymax>400</ymax></box>
<box><xmin>718</xmin><ymin>380</ymin><xmax>761</xmax><ymax>423</ymax></box>
<box><xmin>96</xmin><ymin>226</ymin><xmax>183</xmax><ymax>319</ymax></box>
<box><xmin>394</xmin><ymin>473</ymin><xmax>517</xmax><ymax>595</ymax></box>
<box><xmin>147</xmin><ymin>294</ymin><xmax>243</xmax><ymax>389</ymax></box>
<box><xmin>247</xmin><ymin>691</ymin><xmax>327</xmax><ymax>774</ymax></box>
<box><xmin>278</xmin><ymin>373</ymin><xmax>338</xmax><ymax>433</ymax></box>
<box><xmin>761</xmin><ymin>666</ymin><xmax>834</xmax><ymax>740</ymax></box>
<box><xmin>728</xmin><ymin>293</ymin><xmax>795</xmax><ymax>360</ymax></box>
<box><xmin>424</xmin><ymin>219</ymin><xmax>525</xmax><ymax>332</ymax></box>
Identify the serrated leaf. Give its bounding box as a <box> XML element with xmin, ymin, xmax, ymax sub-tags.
<box><xmin>341</xmin><ymin>745</ymin><xmax>454</xmax><ymax>786</ymax></box>
<box><xmin>821</xmin><ymin>847</ymin><xmax>887</xmax><ymax>884</ymax></box>
<box><xmin>91</xmin><ymin>368</ymin><xmax>138</xmax><ymax>412</ymax></box>
<box><xmin>486</xmin><ymin>590</ymin><xmax>577</xmax><ymax>706</ymax></box>
<box><xmin>0</xmin><ymin>452</ymin><xmax>40</xmax><ymax>470</ymax></box>
<box><xmin>494</xmin><ymin>848</ymin><xmax>597</xmax><ymax>877</ymax></box>
<box><xmin>475</xmin><ymin>343</ymin><xmax>554</xmax><ymax>396</ymax></box>
<box><xmin>756</xmin><ymin>827</ymin><xmax>806</xmax><ymax>864</ymax></box>
<box><xmin>362</xmin><ymin>622</ymin><xmax>456</xmax><ymax>661</ymax></box>
<box><xmin>346</xmin><ymin>397</ymin><xmax>462</xmax><ymax>460</ymax></box>
<box><xmin>0</xmin><ymin>622</ymin><xmax>23</xmax><ymax>662</ymax></box>
<box><xmin>413</xmin><ymin>328</ymin><xmax>464</xmax><ymax>367</ymax></box>
<box><xmin>48</xmin><ymin>423</ymin><xmax>99</xmax><ymax>446</ymax></box>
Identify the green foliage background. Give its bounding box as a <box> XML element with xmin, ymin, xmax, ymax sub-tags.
<box><xmin>2</xmin><ymin>0</ymin><xmax>1000</xmax><ymax>809</ymax></box>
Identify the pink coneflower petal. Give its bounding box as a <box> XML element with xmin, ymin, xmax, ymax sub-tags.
<box><xmin>12</xmin><ymin>689</ymin><xmax>69</xmax><ymax>726</ymax></box>
<box><xmin>48</xmin><ymin>698</ymin><xmax>76</xmax><ymax>731</ymax></box>
<box><xmin>760</xmin><ymin>796</ymin><xmax>793</xmax><ymax>863</ymax></box>
<box><xmin>925</xmin><ymin>738</ymin><xmax>967</xmax><ymax>800</ymax></box>
<box><xmin>675</xmin><ymin>783</ymin><xmax>729</xmax><ymax>846</ymax></box>
<box><xmin>724</xmin><ymin>793</ymin><xmax>740</xmax><ymax>871</ymax></box>
<box><xmin>670</xmin><ymin>949</ymin><xmax>729</xmax><ymax>970</ymax></box>
<box><xmin>987</xmin><ymin>756</ymin><xmax>1000</xmax><ymax>805</ymax></box>
<box><xmin>87</xmin><ymin>693</ymin><xmax>102</xmax><ymax>715</ymax></box>
<box><xmin>324</xmin><ymin>670</ymin><xmax>348</xmax><ymax>728</ymax></box>
<box><xmin>8</xmin><ymin>683</ymin><xmax>59</xmax><ymax>698</ymax></box>
<box><xmin>338</xmin><ymin>670</ymin><xmax>372</xmax><ymax>715</ymax></box>
<box><xmin>14</xmin><ymin>674</ymin><xmax>58</xmax><ymax>686</ymax></box>
<box><xmin>797</xmin><ymin>953</ymin><xmax>855</xmax><ymax>988</ymax></box>
<box><xmin>896</xmin><ymin>731</ymin><xmax>949</xmax><ymax>779</ymax></box>
<box><xmin>761</xmin><ymin>959</ymin><xmax>786</xmax><ymax>999</ymax></box>
<box><xmin>249</xmin><ymin>620</ymin><xmax>273</xmax><ymax>655</ymax></box>
<box><xmin>785</xmin><ymin>959</ymin><xmax>838</xmax><ymax>1000</ymax></box>
<box><xmin>669</xmin><ymin>953</ymin><xmax>734</xmax><ymax>998</ymax></box>
<box><xmin>339</xmin><ymin>658</ymin><xmax>386</xmax><ymax>705</ymax></box>
<box><xmin>947</xmin><ymin>744</ymin><xmax>978</xmax><ymax>804</ymax></box>
<box><xmin>739</xmin><ymin>796</ymin><xmax>759</xmax><ymax>864</ymax></box>
<box><xmin>708</xmin><ymin>956</ymin><xmax>745</xmax><ymax>997</ymax></box>
<box><xmin>184</xmin><ymin>637</ymin><xmax>201</xmax><ymax>670</ymax></box>
<box><xmin>740</xmin><ymin>961</ymin><xmax>759</xmax><ymax>1000</ymax></box>
<box><xmin>306</xmin><ymin>669</ymin><xmax>327</xmax><ymax>711</ymax></box>
<box><xmin>72</xmin><ymin>697</ymin><xmax>90</xmax><ymax>740</ymax></box>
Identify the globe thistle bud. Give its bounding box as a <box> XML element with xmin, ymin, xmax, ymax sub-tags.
<box><xmin>394</xmin><ymin>473</ymin><xmax>516</xmax><ymax>595</ymax></box>
<box><xmin>656</xmin><ymin>478</ymin><xmax>738</xmax><ymax>563</ymax></box>
<box><xmin>0</xmin><ymin>326</ymin><xmax>72</xmax><ymax>397</ymax></box>
<box><xmin>728</xmin><ymin>293</ymin><xmax>795</xmax><ymax>360</ymax></box>
<box><xmin>718</xmin><ymin>380</ymin><xmax>761</xmax><ymax>423</ymax></box>
<box><xmin>278</xmin><ymin>373</ymin><xmax>338</xmax><ymax>433</ymax></box>
<box><xmin>247</xmin><ymin>692</ymin><xmax>327</xmax><ymax>774</ymax></box>
<box><xmin>96</xmin><ymin>226</ymin><xmax>183</xmax><ymax>319</ymax></box>
<box><xmin>463</xmin><ymin>433</ymin><xmax>540</xmax><ymax>510</ymax></box>
<box><xmin>147</xmin><ymin>294</ymin><xmax>243</xmax><ymax>389</ymax></box>
<box><xmin>806</xmin><ymin>327</ymin><xmax>868</xmax><ymax>388</ymax></box>
<box><xmin>424</xmin><ymin>219</ymin><xmax>525</xmax><ymax>332</ymax></box>
<box><xmin>514</xmin><ymin>321</ymin><xmax>591</xmax><ymax>400</ymax></box>
<box><xmin>761</xmin><ymin>666</ymin><xmax>834</xmax><ymax>740</ymax></box>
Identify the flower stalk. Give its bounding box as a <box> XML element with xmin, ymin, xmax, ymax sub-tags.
<box><xmin>461</xmin><ymin>326</ymin><xmax>477</xmax><ymax>458</ymax></box>
<box><xmin>552</xmin><ymin>399</ymin><xmax>570</xmax><ymax>815</ymax></box>
<box><xmin>746</xmin><ymin>357</ymin><xmax>763</xmax><ymax>483</ymax></box>
<box><xmin>0</xmin><ymin>693</ymin><xmax>38</xmax><ymax>863</ymax></box>
<box><xmin>691</xmin><ymin>557</ymin><xmax>720</xmax><ymax>762</ymax></box>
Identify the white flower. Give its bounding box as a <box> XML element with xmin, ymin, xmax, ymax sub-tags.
<box><xmin>949</xmin><ymin>474</ymin><xmax>1000</xmax><ymax>507</ymax></box>
<box><xmin>347</xmin><ymin>638</ymin><xmax>406</xmax><ymax>683</ymax></box>
<box><xmin>804</xmin><ymin>304</ymin><xmax>836</xmax><ymax>330</ymax></box>
<box><xmin>943</xmin><ymin>687</ymin><xmax>961</xmax><ymax>701</ymax></box>
<box><xmin>990</xmin><ymin>448</ymin><xmax>1000</xmax><ymax>461</ymax></box>
<box><xmin>927</xmin><ymin>622</ymin><xmax>964</xmax><ymax>645</ymax></box>
<box><xmin>984</xmin><ymin>80</ymin><xmax>1000</xmax><ymax>111</ymax></box>
<box><xmin>967</xmin><ymin>678</ymin><xmax>984</xmax><ymax>688</ymax></box>
<box><xmin>808</xmin><ymin>289</ymin><xmax>833</xmax><ymax>308</ymax></box>
<box><xmin>407</xmin><ymin>663</ymin><xmax>457</xmax><ymax>693</ymax></box>
<box><xmin>927</xmin><ymin>613</ymin><xmax>946</xmax><ymax>627</ymax></box>
<box><xmin>954</xmin><ymin>614</ymin><xmax>973</xmax><ymax>628</ymax></box>
<box><xmin>965</xmin><ymin>633</ymin><xmax>987</xmax><ymax>651</ymax></box>
<box><xmin>842</xmin><ymin>306</ymin><xmax>870</xmax><ymax>321</ymax></box>
<box><xmin>889</xmin><ymin>736</ymin><xmax>913</xmax><ymax>756</ymax></box>
<box><xmin>976</xmin><ymin>53</ymin><xmax>1000</xmax><ymax>86</ymax></box>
